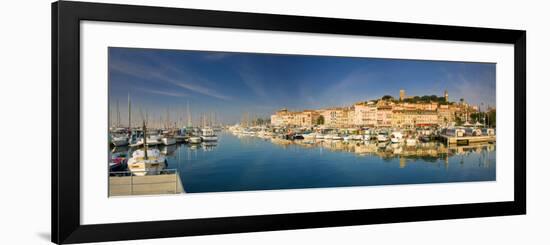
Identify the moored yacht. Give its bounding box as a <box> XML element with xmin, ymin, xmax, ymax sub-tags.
<box><xmin>111</xmin><ymin>134</ymin><xmax>129</xmax><ymax>146</ymax></box>
<box><xmin>161</xmin><ymin>136</ymin><xmax>176</xmax><ymax>145</ymax></box>
<box><xmin>200</xmin><ymin>127</ymin><xmax>218</xmax><ymax>142</ymax></box>
<box><xmin>376</xmin><ymin>131</ymin><xmax>389</xmax><ymax>142</ymax></box>
<box><xmin>363</xmin><ymin>134</ymin><xmax>371</xmax><ymax>141</ymax></box>
<box><xmin>139</xmin><ymin>130</ymin><xmax>162</xmax><ymax>146</ymax></box>
<box><xmin>390</xmin><ymin>132</ymin><xmax>403</xmax><ymax>144</ymax></box>
<box><xmin>189</xmin><ymin>135</ymin><xmax>202</xmax><ymax>144</ymax></box>
<box><xmin>127</xmin><ymin>122</ymin><xmax>166</xmax><ymax>176</ymax></box>
<box><xmin>348</xmin><ymin>134</ymin><xmax>364</xmax><ymax>141</ymax></box>
<box><xmin>127</xmin><ymin>148</ymin><xmax>167</xmax><ymax>176</ymax></box>
<box><xmin>326</xmin><ymin>134</ymin><xmax>343</xmax><ymax>140</ymax></box>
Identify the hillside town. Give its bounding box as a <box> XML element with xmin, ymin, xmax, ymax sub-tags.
<box><xmin>270</xmin><ymin>89</ymin><xmax>495</xmax><ymax>129</ymax></box>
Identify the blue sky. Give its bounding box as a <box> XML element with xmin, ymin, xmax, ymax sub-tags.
<box><xmin>109</xmin><ymin>47</ymin><xmax>496</xmax><ymax>125</ymax></box>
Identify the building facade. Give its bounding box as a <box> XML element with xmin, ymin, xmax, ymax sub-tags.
<box><xmin>270</xmin><ymin>89</ymin><xmax>478</xmax><ymax>128</ymax></box>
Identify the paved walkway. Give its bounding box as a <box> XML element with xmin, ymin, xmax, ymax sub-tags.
<box><xmin>109</xmin><ymin>173</ymin><xmax>184</xmax><ymax>196</ymax></box>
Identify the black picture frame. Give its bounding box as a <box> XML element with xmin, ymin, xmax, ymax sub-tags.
<box><xmin>52</xmin><ymin>1</ymin><xmax>526</xmax><ymax>244</ymax></box>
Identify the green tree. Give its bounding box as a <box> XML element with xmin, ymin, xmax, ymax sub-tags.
<box><xmin>487</xmin><ymin>109</ymin><xmax>496</xmax><ymax>127</ymax></box>
<box><xmin>454</xmin><ymin>115</ymin><xmax>464</xmax><ymax>126</ymax></box>
<box><xmin>382</xmin><ymin>95</ymin><xmax>394</xmax><ymax>100</ymax></box>
<box><xmin>470</xmin><ymin>112</ymin><xmax>483</xmax><ymax>123</ymax></box>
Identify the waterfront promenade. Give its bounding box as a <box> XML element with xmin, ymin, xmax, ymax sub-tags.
<box><xmin>440</xmin><ymin>135</ymin><xmax>496</xmax><ymax>145</ymax></box>
<box><xmin>109</xmin><ymin>172</ymin><xmax>184</xmax><ymax>196</ymax></box>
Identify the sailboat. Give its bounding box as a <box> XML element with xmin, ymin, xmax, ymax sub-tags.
<box><xmin>185</xmin><ymin>101</ymin><xmax>202</xmax><ymax>144</ymax></box>
<box><xmin>161</xmin><ymin>137</ymin><xmax>176</xmax><ymax>145</ymax></box>
<box><xmin>200</xmin><ymin>127</ymin><xmax>218</xmax><ymax>142</ymax></box>
<box><xmin>127</xmin><ymin>121</ymin><xmax>167</xmax><ymax>176</ymax></box>
<box><xmin>110</xmin><ymin>100</ymin><xmax>129</xmax><ymax>146</ymax></box>
<box><xmin>161</xmin><ymin>108</ymin><xmax>176</xmax><ymax>145</ymax></box>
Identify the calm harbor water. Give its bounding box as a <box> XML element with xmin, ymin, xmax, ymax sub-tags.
<box><xmin>113</xmin><ymin>131</ymin><xmax>496</xmax><ymax>193</ymax></box>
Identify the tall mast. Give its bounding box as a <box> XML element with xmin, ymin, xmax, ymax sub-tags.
<box><xmin>109</xmin><ymin>100</ymin><xmax>112</xmax><ymax>128</ymax></box>
<box><xmin>127</xmin><ymin>93</ymin><xmax>131</xmax><ymax>130</ymax></box>
<box><xmin>211</xmin><ymin>112</ymin><xmax>214</xmax><ymax>127</ymax></box>
<box><xmin>166</xmin><ymin>107</ymin><xmax>170</xmax><ymax>129</ymax></box>
<box><xmin>116</xmin><ymin>99</ymin><xmax>120</xmax><ymax>128</ymax></box>
<box><xmin>143</xmin><ymin>120</ymin><xmax>148</xmax><ymax>160</ymax></box>
<box><xmin>186</xmin><ymin>100</ymin><xmax>191</xmax><ymax>127</ymax></box>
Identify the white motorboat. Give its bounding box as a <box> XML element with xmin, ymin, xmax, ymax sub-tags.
<box><xmin>200</xmin><ymin>127</ymin><xmax>218</xmax><ymax>142</ymax></box>
<box><xmin>326</xmin><ymin>134</ymin><xmax>343</xmax><ymax>140</ymax></box>
<box><xmin>376</xmin><ymin>131</ymin><xmax>389</xmax><ymax>142</ymax></box>
<box><xmin>348</xmin><ymin>135</ymin><xmax>364</xmax><ymax>140</ymax></box>
<box><xmin>127</xmin><ymin>148</ymin><xmax>166</xmax><ymax>176</ymax></box>
<box><xmin>161</xmin><ymin>137</ymin><xmax>176</xmax><ymax>145</ymax></box>
<box><xmin>390</xmin><ymin>132</ymin><xmax>404</xmax><ymax>144</ymax></box>
<box><xmin>111</xmin><ymin>134</ymin><xmax>129</xmax><ymax>146</ymax></box>
<box><xmin>139</xmin><ymin>132</ymin><xmax>162</xmax><ymax>146</ymax></box>
<box><xmin>189</xmin><ymin>136</ymin><xmax>202</xmax><ymax>144</ymax></box>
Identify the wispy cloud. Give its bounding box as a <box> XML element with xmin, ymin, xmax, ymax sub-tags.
<box><xmin>110</xmin><ymin>57</ymin><xmax>232</xmax><ymax>101</ymax></box>
<box><xmin>237</xmin><ymin>66</ymin><xmax>269</xmax><ymax>99</ymax></box>
<box><xmin>152</xmin><ymin>73</ymin><xmax>233</xmax><ymax>101</ymax></box>
<box><xmin>139</xmin><ymin>88</ymin><xmax>187</xmax><ymax>97</ymax></box>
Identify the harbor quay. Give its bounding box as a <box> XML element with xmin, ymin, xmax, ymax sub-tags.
<box><xmin>108</xmin><ymin>129</ymin><xmax>496</xmax><ymax>195</ymax></box>
<box><xmin>109</xmin><ymin>170</ymin><xmax>184</xmax><ymax>196</ymax></box>
<box><xmin>106</xmin><ymin>47</ymin><xmax>498</xmax><ymax>195</ymax></box>
<box><xmin>107</xmin><ymin>89</ymin><xmax>496</xmax><ymax>196</ymax></box>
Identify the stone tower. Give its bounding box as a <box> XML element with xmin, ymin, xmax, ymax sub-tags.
<box><xmin>444</xmin><ymin>89</ymin><xmax>448</xmax><ymax>102</ymax></box>
<box><xmin>399</xmin><ymin>89</ymin><xmax>405</xmax><ymax>101</ymax></box>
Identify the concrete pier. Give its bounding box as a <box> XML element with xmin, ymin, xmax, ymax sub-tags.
<box><xmin>109</xmin><ymin>172</ymin><xmax>184</xmax><ymax>196</ymax></box>
<box><xmin>440</xmin><ymin>135</ymin><xmax>496</xmax><ymax>145</ymax></box>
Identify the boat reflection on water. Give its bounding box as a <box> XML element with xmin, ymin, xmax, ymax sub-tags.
<box><xmin>267</xmin><ymin>137</ymin><xmax>495</xmax><ymax>169</ymax></box>
<box><xmin>171</xmin><ymin>131</ymin><xmax>496</xmax><ymax>193</ymax></box>
<box><xmin>115</xmin><ymin>141</ymin><xmax>221</xmax><ymax>156</ymax></box>
<box><xmin>109</xmin><ymin>131</ymin><xmax>494</xmax><ymax>193</ymax></box>
<box><xmin>159</xmin><ymin>144</ymin><xmax>178</xmax><ymax>156</ymax></box>
<box><xmin>201</xmin><ymin>142</ymin><xmax>218</xmax><ymax>152</ymax></box>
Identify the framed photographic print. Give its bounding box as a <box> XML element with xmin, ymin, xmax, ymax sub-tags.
<box><xmin>52</xmin><ymin>1</ymin><xmax>526</xmax><ymax>244</ymax></box>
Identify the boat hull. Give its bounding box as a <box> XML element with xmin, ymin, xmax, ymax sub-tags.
<box><xmin>189</xmin><ymin>137</ymin><xmax>202</xmax><ymax>144</ymax></box>
<box><xmin>111</xmin><ymin>138</ymin><xmax>129</xmax><ymax>146</ymax></box>
<box><xmin>174</xmin><ymin>136</ymin><xmax>186</xmax><ymax>142</ymax></box>
<box><xmin>162</xmin><ymin>137</ymin><xmax>176</xmax><ymax>145</ymax></box>
<box><xmin>201</xmin><ymin>136</ymin><xmax>218</xmax><ymax>142</ymax></box>
<box><xmin>128</xmin><ymin>161</ymin><xmax>166</xmax><ymax>176</ymax></box>
<box><xmin>377</xmin><ymin>135</ymin><xmax>389</xmax><ymax>142</ymax></box>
